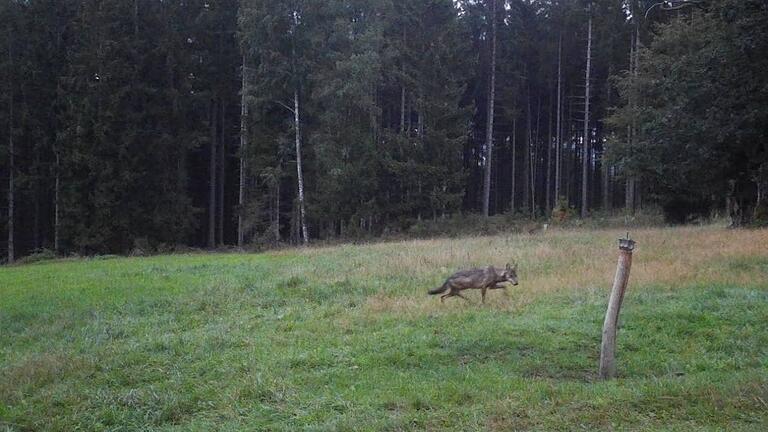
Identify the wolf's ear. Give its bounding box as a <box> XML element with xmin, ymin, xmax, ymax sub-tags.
<box><xmin>506</xmin><ymin>262</ymin><xmax>511</xmax><ymax>270</ymax></box>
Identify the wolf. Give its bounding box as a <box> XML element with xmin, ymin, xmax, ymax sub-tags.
<box><xmin>428</xmin><ymin>263</ymin><xmax>518</xmax><ymax>303</ymax></box>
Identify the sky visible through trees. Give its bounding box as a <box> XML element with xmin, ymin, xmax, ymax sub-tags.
<box><xmin>1</xmin><ymin>0</ymin><xmax>766</xmax><ymax>260</ymax></box>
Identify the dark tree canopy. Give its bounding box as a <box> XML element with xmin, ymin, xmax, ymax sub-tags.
<box><xmin>1</xmin><ymin>0</ymin><xmax>766</xmax><ymax>260</ymax></box>
<box><xmin>607</xmin><ymin>0</ymin><xmax>768</xmax><ymax>224</ymax></box>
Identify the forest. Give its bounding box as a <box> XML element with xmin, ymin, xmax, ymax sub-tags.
<box><xmin>1</xmin><ymin>0</ymin><xmax>766</xmax><ymax>261</ymax></box>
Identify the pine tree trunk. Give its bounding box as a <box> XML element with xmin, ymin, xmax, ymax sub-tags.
<box><xmin>546</xmin><ymin>85</ymin><xmax>553</xmax><ymax>213</ymax></box>
<box><xmin>495</xmin><ymin>145</ymin><xmax>501</xmax><ymax>214</ymax></box>
<box><xmin>400</xmin><ymin>27</ymin><xmax>407</xmax><ymax>136</ymax></box>
<box><xmin>400</xmin><ymin>86</ymin><xmax>406</xmax><ymax>135</ymax></box>
<box><xmin>603</xmin><ymin>160</ymin><xmax>611</xmax><ymax>211</ymax></box>
<box><xmin>566</xmin><ymin>98</ymin><xmax>573</xmax><ymax>205</ymax></box>
<box><xmin>632</xmin><ymin>23</ymin><xmax>640</xmax><ymax>211</ymax></box>
<box><xmin>526</xmin><ymin>88</ymin><xmax>534</xmax><ymax>216</ymax></box>
<box><xmin>626</xmin><ymin>14</ymin><xmax>639</xmax><ymax>214</ymax></box>
<box><xmin>555</xmin><ymin>33</ymin><xmax>563</xmax><ymax>204</ymax></box>
<box><xmin>531</xmin><ymin>90</ymin><xmax>543</xmax><ymax>218</ymax></box>
<box><xmin>417</xmin><ymin>98</ymin><xmax>424</xmax><ymax>142</ymax></box>
<box><xmin>482</xmin><ymin>0</ymin><xmax>496</xmax><ymax>217</ymax></box>
<box><xmin>294</xmin><ymin>88</ymin><xmax>308</xmax><ymax>245</ymax></box>
<box><xmin>581</xmin><ymin>11</ymin><xmax>592</xmax><ymax>218</ymax></box>
<box><xmin>133</xmin><ymin>0</ymin><xmax>139</xmax><ymax>36</ymax></box>
<box><xmin>573</xmin><ymin>128</ymin><xmax>579</xmax><ymax>207</ymax></box>
<box><xmin>218</xmin><ymin>103</ymin><xmax>226</xmax><ymax>246</ymax></box>
<box><xmin>7</xmin><ymin>37</ymin><xmax>14</xmax><ymax>264</ymax></box>
<box><xmin>532</xmin><ymin>92</ymin><xmax>541</xmax><ymax>218</ymax></box>
<box><xmin>523</xmin><ymin>88</ymin><xmax>530</xmax><ymax>212</ymax></box>
<box><xmin>406</xmin><ymin>93</ymin><xmax>412</xmax><ymax>137</ymax></box>
<box><xmin>274</xmin><ymin>179</ymin><xmax>281</xmax><ymax>243</ymax></box>
<box><xmin>626</xmin><ymin>167</ymin><xmax>634</xmax><ymax>214</ymax></box>
<box><xmin>372</xmin><ymin>85</ymin><xmax>379</xmax><ymax>146</ymax></box>
<box><xmin>603</xmin><ymin>64</ymin><xmax>613</xmax><ymax>212</ymax></box>
<box><xmin>33</xmin><ymin>147</ymin><xmax>40</xmax><ymax>250</ymax></box>
<box><xmin>54</xmin><ymin>21</ymin><xmax>63</xmax><ymax>255</ymax></box>
<box><xmin>54</xmin><ymin>150</ymin><xmax>60</xmax><ymax>253</ymax></box>
<box><xmin>238</xmin><ymin>55</ymin><xmax>248</xmax><ymax>247</ymax></box>
<box><xmin>208</xmin><ymin>99</ymin><xmax>217</xmax><ymax>248</ymax></box>
<box><xmin>511</xmin><ymin>118</ymin><xmax>517</xmax><ymax>213</ymax></box>
<box><xmin>529</xmin><ymin>121</ymin><xmax>535</xmax><ymax>218</ymax></box>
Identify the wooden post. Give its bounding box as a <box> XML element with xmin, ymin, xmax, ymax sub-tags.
<box><xmin>599</xmin><ymin>235</ymin><xmax>636</xmax><ymax>379</ymax></box>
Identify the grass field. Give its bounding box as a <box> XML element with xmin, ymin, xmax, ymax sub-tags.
<box><xmin>1</xmin><ymin>226</ymin><xmax>767</xmax><ymax>431</ymax></box>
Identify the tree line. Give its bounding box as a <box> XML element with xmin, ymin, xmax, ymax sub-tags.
<box><xmin>1</xmin><ymin>0</ymin><xmax>766</xmax><ymax>261</ymax></box>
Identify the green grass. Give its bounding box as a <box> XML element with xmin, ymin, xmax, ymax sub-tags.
<box><xmin>2</xmin><ymin>226</ymin><xmax>767</xmax><ymax>431</ymax></box>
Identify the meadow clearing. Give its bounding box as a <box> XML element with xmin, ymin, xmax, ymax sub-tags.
<box><xmin>1</xmin><ymin>225</ymin><xmax>767</xmax><ymax>431</ymax></box>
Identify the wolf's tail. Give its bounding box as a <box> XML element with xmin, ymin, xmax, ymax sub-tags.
<box><xmin>428</xmin><ymin>283</ymin><xmax>447</xmax><ymax>295</ymax></box>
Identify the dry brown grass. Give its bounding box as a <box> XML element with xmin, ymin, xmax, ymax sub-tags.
<box><xmin>0</xmin><ymin>351</ymin><xmax>92</xmax><ymax>403</ymax></box>
<box><xmin>296</xmin><ymin>225</ymin><xmax>768</xmax><ymax>317</ymax></box>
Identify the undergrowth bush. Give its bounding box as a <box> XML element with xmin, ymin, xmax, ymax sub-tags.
<box><xmin>14</xmin><ymin>248</ymin><xmax>57</xmax><ymax>265</ymax></box>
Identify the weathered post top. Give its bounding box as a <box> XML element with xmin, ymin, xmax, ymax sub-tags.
<box><xmin>618</xmin><ymin>237</ymin><xmax>636</xmax><ymax>251</ymax></box>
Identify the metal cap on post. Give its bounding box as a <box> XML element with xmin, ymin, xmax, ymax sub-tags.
<box><xmin>619</xmin><ymin>235</ymin><xmax>636</xmax><ymax>252</ymax></box>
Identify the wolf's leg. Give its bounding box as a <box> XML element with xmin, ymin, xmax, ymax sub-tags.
<box><xmin>441</xmin><ymin>288</ymin><xmax>455</xmax><ymax>302</ymax></box>
<box><xmin>481</xmin><ymin>287</ymin><xmax>487</xmax><ymax>303</ymax></box>
<box><xmin>456</xmin><ymin>292</ymin><xmax>471</xmax><ymax>302</ymax></box>
<box><xmin>440</xmin><ymin>284</ymin><xmax>457</xmax><ymax>303</ymax></box>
